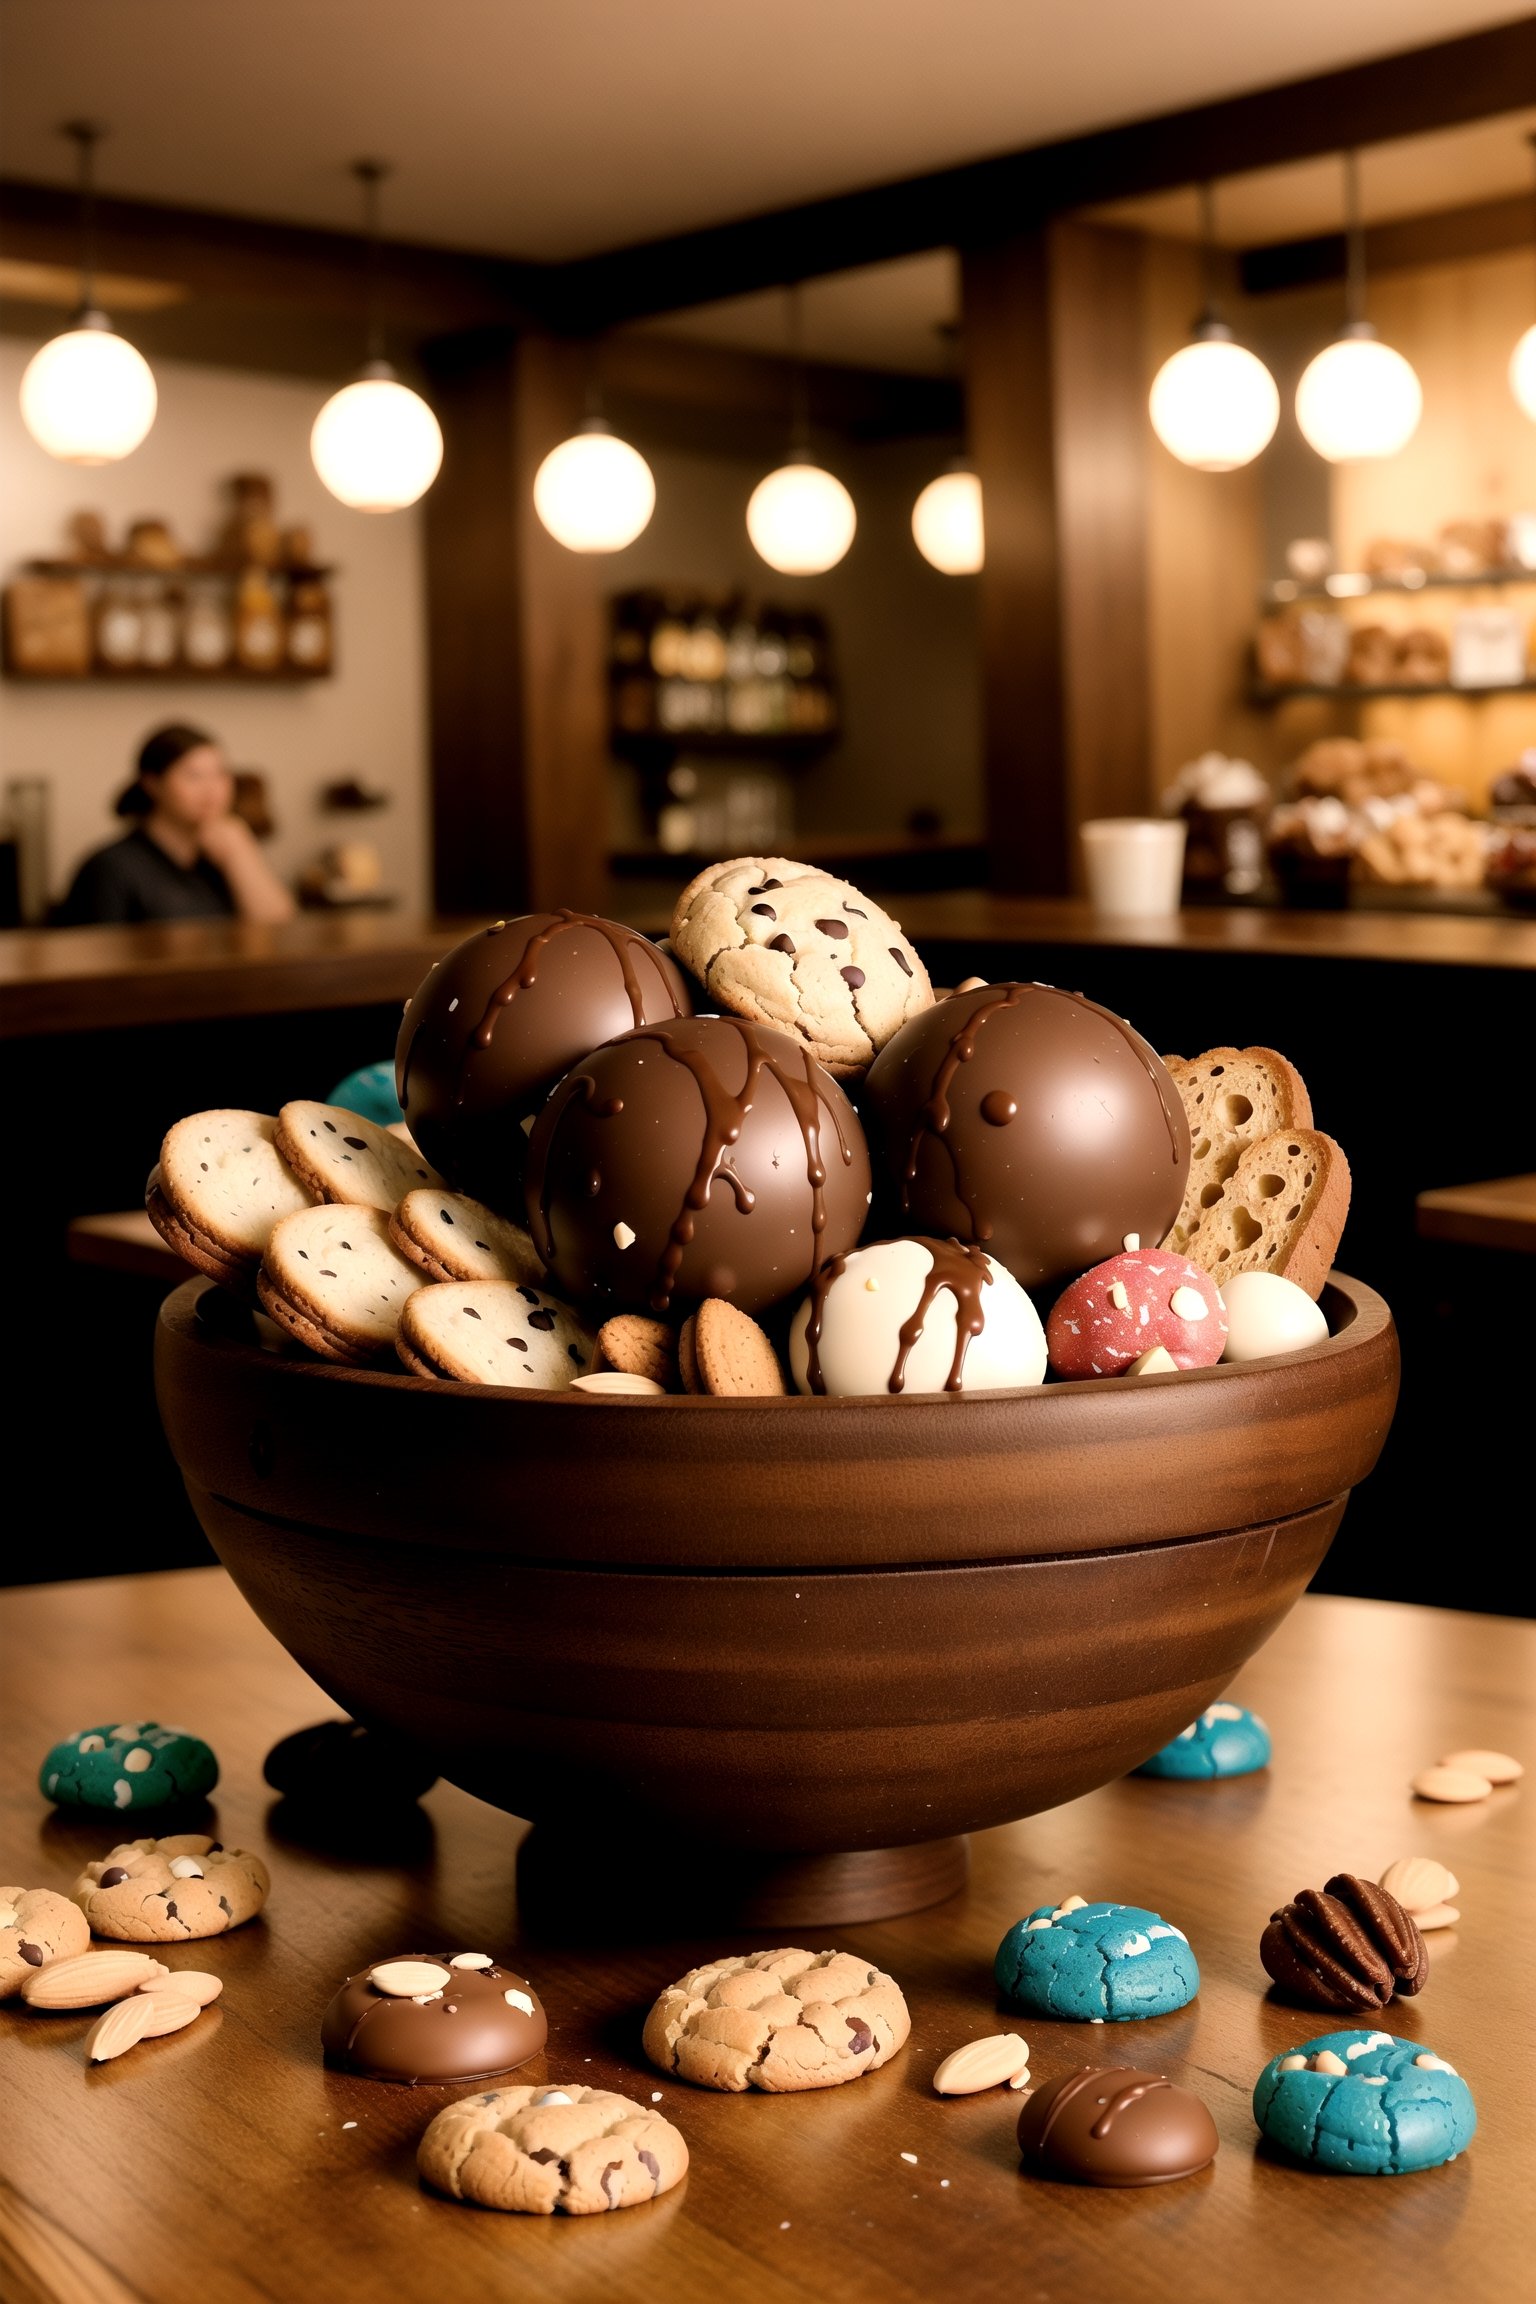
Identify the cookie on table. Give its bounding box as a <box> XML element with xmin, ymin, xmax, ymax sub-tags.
<box><xmin>389</xmin><ymin>1188</ymin><xmax>544</xmax><ymax>1287</ymax></box>
<box><xmin>1134</xmin><ymin>1703</ymin><xmax>1271</xmax><ymax>1780</ymax></box>
<box><xmin>275</xmin><ymin>1100</ymin><xmax>443</xmax><ymax>1211</ymax></box>
<box><xmin>670</xmin><ymin>856</ymin><xmax>932</xmax><ymax>1077</ymax></box>
<box><xmin>260</xmin><ymin>1203</ymin><xmax>425</xmax><ymax>1362</ymax></box>
<box><xmin>1253</xmin><ymin>2029</ymin><xmax>1475</xmax><ymax>2175</ymax></box>
<box><xmin>40</xmin><ymin>1721</ymin><xmax>219</xmax><ymax>1813</ymax></box>
<box><xmin>147</xmin><ymin>1110</ymin><xmax>314</xmax><ymax>1286</ymax></box>
<box><xmin>396</xmin><ymin>1279</ymin><xmax>593</xmax><ymax>1387</ymax></box>
<box><xmin>419</xmin><ymin>2084</ymin><xmax>688</xmax><ymax>2215</ymax></box>
<box><xmin>995</xmin><ymin>1898</ymin><xmax>1199</xmax><ymax>2021</ymax></box>
<box><xmin>321</xmin><ymin>1951</ymin><xmax>545</xmax><ymax>2083</ymax></box>
<box><xmin>643</xmin><ymin>1947</ymin><xmax>910</xmax><ymax>2092</ymax></box>
<box><xmin>690</xmin><ymin>1298</ymin><xmax>787</xmax><ymax>1397</ymax></box>
<box><xmin>0</xmin><ymin>1887</ymin><xmax>89</xmax><ymax>1998</ymax></box>
<box><xmin>595</xmin><ymin>1315</ymin><xmax>680</xmax><ymax>1392</ymax></box>
<box><xmin>71</xmin><ymin>1835</ymin><xmax>269</xmax><ymax>1941</ymax></box>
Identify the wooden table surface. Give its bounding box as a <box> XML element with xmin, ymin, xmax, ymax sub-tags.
<box><xmin>1</xmin><ymin>1572</ymin><xmax>1529</xmax><ymax>2304</ymax></box>
<box><xmin>1415</xmin><ymin>1174</ymin><xmax>1536</xmax><ymax>1255</ymax></box>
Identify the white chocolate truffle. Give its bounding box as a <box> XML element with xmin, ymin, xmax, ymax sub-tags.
<box><xmin>788</xmin><ymin>1238</ymin><xmax>1046</xmax><ymax>1398</ymax></box>
<box><xmin>1219</xmin><ymin>1270</ymin><xmax>1329</xmax><ymax>1363</ymax></box>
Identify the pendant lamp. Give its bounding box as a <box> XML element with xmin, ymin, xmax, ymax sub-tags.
<box><xmin>912</xmin><ymin>464</ymin><xmax>984</xmax><ymax>573</ymax></box>
<box><xmin>1147</xmin><ymin>184</ymin><xmax>1279</xmax><ymax>472</ymax></box>
<box><xmin>19</xmin><ymin>124</ymin><xmax>157</xmax><ymax>465</ymax></box>
<box><xmin>1295</xmin><ymin>152</ymin><xmax>1422</xmax><ymax>462</ymax></box>
<box><xmin>533</xmin><ymin>360</ymin><xmax>655</xmax><ymax>553</ymax></box>
<box><xmin>311</xmin><ymin>163</ymin><xmax>443</xmax><ymax>513</ymax></box>
<box><xmin>1510</xmin><ymin>135</ymin><xmax>1536</xmax><ymax>423</ymax></box>
<box><xmin>747</xmin><ymin>285</ymin><xmax>856</xmax><ymax>575</ymax></box>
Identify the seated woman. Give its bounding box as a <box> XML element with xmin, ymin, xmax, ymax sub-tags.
<box><xmin>56</xmin><ymin>723</ymin><xmax>295</xmax><ymax>926</ymax></box>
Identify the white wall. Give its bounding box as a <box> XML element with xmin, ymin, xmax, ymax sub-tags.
<box><xmin>0</xmin><ymin>342</ymin><xmax>430</xmax><ymax>908</ymax></box>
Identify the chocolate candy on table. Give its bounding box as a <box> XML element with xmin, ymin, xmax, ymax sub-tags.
<box><xmin>861</xmin><ymin>983</ymin><xmax>1191</xmax><ymax>1292</ymax></box>
<box><xmin>1261</xmin><ymin>1873</ymin><xmax>1428</xmax><ymax>2012</ymax></box>
<box><xmin>321</xmin><ymin>1952</ymin><xmax>546</xmax><ymax>2084</ymax></box>
<box><xmin>262</xmin><ymin>1720</ymin><xmax>438</xmax><ymax>1806</ymax></box>
<box><xmin>396</xmin><ymin>914</ymin><xmax>693</xmax><ymax>1207</ymax></box>
<box><xmin>1017</xmin><ymin>2066</ymin><xmax>1219</xmax><ymax>2186</ymax></box>
<box><xmin>526</xmin><ymin>1013</ymin><xmax>872</xmax><ymax>1318</ymax></box>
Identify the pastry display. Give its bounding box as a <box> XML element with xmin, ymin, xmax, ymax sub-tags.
<box><xmin>1016</xmin><ymin>2065</ymin><xmax>1219</xmax><ymax>2186</ymax></box>
<box><xmin>1261</xmin><ymin>1872</ymin><xmax>1427</xmax><ymax>2011</ymax></box>
<box><xmin>1045</xmin><ymin>1247</ymin><xmax>1225</xmax><ymax>1380</ymax></box>
<box><xmin>1253</xmin><ymin>2031</ymin><xmax>1475</xmax><ymax>2175</ymax></box>
<box><xmin>396</xmin><ymin>912</ymin><xmax>693</xmax><ymax>1203</ymax></box>
<box><xmin>642</xmin><ymin>1947</ymin><xmax>910</xmax><ymax>2092</ymax></box>
<box><xmin>1378</xmin><ymin>1857</ymin><xmax>1459</xmax><ymax>1933</ymax></box>
<box><xmin>0</xmin><ymin>1887</ymin><xmax>89</xmax><ymax>1996</ymax></box>
<box><xmin>262</xmin><ymin>1720</ymin><xmax>438</xmax><ymax>1806</ymax></box>
<box><xmin>321</xmin><ymin>1951</ymin><xmax>546</xmax><ymax>2084</ymax></box>
<box><xmin>39</xmin><ymin>1723</ymin><xmax>218</xmax><ymax>1812</ymax></box>
<box><xmin>995</xmin><ymin>1898</ymin><xmax>1199</xmax><ymax>2021</ymax></box>
<box><xmin>1134</xmin><ymin>1702</ymin><xmax>1271</xmax><ymax>1779</ymax></box>
<box><xmin>526</xmin><ymin>1013</ymin><xmax>871</xmax><ymax>1319</ymax></box>
<box><xmin>788</xmin><ymin>1238</ymin><xmax>1047</xmax><ymax>1396</ymax></box>
<box><xmin>417</xmin><ymin>2084</ymin><xmax>688</xmax><ymax>2214</ymax></box>
<box><xmin>1218</xmin><ymin>1271</ymin><xmax>1330</xmax><ymax>1360</ymax></box>
<box><xmin>71</xmin><ymin>1836</ymin><xmax>269</xmax><ymax>1941</ymax></box>
<box><xmin>861</xmin><ymin>983</ymin><xmax>1190</xmax><ymax>1291</ymax></box>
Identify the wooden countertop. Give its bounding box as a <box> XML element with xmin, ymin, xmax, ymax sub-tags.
<box><xmin>3</xmin><ymin>896</ymin><xmax>1532</xmax><ymax>1038</ymax></box>
<box><xmin>1</xmin><ymin>1569</ymin><xmax>1528</xmax><ymax>2304</ymax></box>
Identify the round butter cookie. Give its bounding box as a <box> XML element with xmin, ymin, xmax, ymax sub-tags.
<box><xmin>397</xmin><ymin>1279</ymin><xmax>593</xmax><ymax>1387</ymax></box>
<box><xmin>72</xmin><ymin>1835</ymin><xmax>269</xmax><ymax>1941</ymax></box>
<box><xmin>1</xmin><ymin>1886</ymin><xmax>89</xmax><ymax>1997</ymax></box>
<box><xmin>670</xmin><ymin>857</ymin><xmax>932</xmax><ymax>1077</ymax></box>
<box><xmin>148</xmin><ymin>1109</ymin><xmax>314</xmax><ymax>1282</ymax></box>
<box><xmin>389</xmin><ymin>1187</ymin><xmax>544</xmax><ymax>1287</ymax></box>
<box><xmin>275</xmin><ymin>1100</ymin><xmax>443</xmax><ymax>1211</ymax></box>
<box><xmin>644</xmin><ymin>1947</ymin><xmax>909</xmax><ymax>2092</ymax></box>
<box><xmin>261</xmin><ymin>1203</ymin><xmax>425</xmax><ymax>1360</ymax></box>
<box><xmin>419</xmin><ymin>2083</ymin><xmax>688</xmax><ymax>2215</ymax></box>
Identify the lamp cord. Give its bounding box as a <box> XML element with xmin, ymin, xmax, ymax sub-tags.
<box><xmin>63</xmin><ymin>121</ymin><xmax>100</xmax><ymax>313</ymax></box>
<box><xmin>1198</xmin><ymin>181</ymin><xmax>1217</xmax><ymax>321</ymax></box>
<box><xmin>1343</xmin><ymin>149</ymin><xmax>1366</xmax><ymax>329</ymax></box>
<box><xmin>354</xmin><ymin>159</ymin><xmax>387</xmax><ymax>363</ymax></box>
<box><xmin>787</xmin><ymin>281</ymin><xmax>809</xmax><ymax>458</ymax></box>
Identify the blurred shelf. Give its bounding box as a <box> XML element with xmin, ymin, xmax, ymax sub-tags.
<box><xmin>611</xmin><ymin>730</ymin><xmax>836</xmax><ymax>766</ymax></box>
<box><xmin>1262</xmin><ymin>569</ymin><xmax>1536</xmax><ymax>607</ymax></box>
<box><xmin>23</xmin><ymin>557</ymin><xmax>335</xmax><ymax>579</ymax></box>
<box><xmin>1250</xmin><ymin>679</ymin><xmax>1536</xmax><ymax>704</ymax></box>
<box><xmin>610</xmin><ymin>834</ymin><xmax>986</xmax><ymax>893</ymax></box>
<box><xmin>3</xmin><ymin>665</ymin><xmax>330</xmax><ymax>683</ymax></box>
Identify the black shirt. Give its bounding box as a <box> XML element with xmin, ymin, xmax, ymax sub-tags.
<box><xmin>56</xmin><ymin>828</ymin><xmax>236</xmax><ymax>926</ymax></box>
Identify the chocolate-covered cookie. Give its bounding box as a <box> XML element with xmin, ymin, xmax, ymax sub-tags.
<box><xmin>525</xmin><ymin>1014</ymin><xmax>872</xmax><ymax>1318</ymax></box>
<box><xmin>396</xmin><ymin>915</ymin><xmax>692</xmax><ymax>1207</ymax></box>
<box><xmin>321</xmin><ymin>1951</ymin><xmax>546</xmax><ymax>2084</ymax></box>
<box><xmin>1017</xmin><ymin>2066</ymin><xmax>1218</xmax><ymax>2186</ymax></box>
<box><xmin>862</xmin><ymin>983</ymin><xmax>1190</xmax><ymax>1292</ymax></box>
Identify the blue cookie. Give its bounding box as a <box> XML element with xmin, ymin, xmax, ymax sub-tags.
<box><xmin>995</xmin><ymin>1897</ymin><xmax>1199</xmax><ymax>2021</ymax></box>
<box><xmin>326</xmin><ymin>1061</ymin><xmax>404</xmax><ymax>1128</ymax></box>
<box><xmin>1135</xmin><ymin>1702</ymin><xmax>1271</xmax><ymax>1779</ymax></box>
<box><xmin>40</xmin><ymin>1721</ymin><xmax>218</xmax><ymax>1813</ymax></box>
<box><xmin>1254</xmin><ymin>2029</ymin><xmax>1475</xmax><ymax>2175</ymax></box>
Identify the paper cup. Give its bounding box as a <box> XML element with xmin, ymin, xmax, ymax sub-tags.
<box><xmin>1080</xmin><ymin>819</ymin><xmax>1187</xmax><ymax>917</ymax></box>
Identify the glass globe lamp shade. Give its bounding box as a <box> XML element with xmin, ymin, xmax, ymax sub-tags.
<box><xmin>1510</xmin><ymin>324</ymin><xmax>1536</xmax><ymax>423</ymax></box>
<box><xmin>1148</xmin><ymin>333</ymin><xmax>1279</xmax><ymax>472</ymax></box>
<box><xmin>532</xmin><ymin>425</ymin><xmax>655</xmax><ymax>552</ymax></box>
<box><xmin>746</xmin><ymin>462</ymin><xmax>856</xmax><ymax>575</ymax></box>
<box><xmin>311</xmin><ymin>369</ymin><xmax>444</xmax><ymax>512</ymax></box>
<box><xmin>19</xmin><ymin>314</ymin><xmax>157</xmax><ymax>464</ymax></box>
<box><xmin>1295</xmin><ymin>327</ymin><xmax>1422</xmax><ymax>462</ymax></box>
<box><xmin>912</xmin><ymin>469</ymin><xmax>984</xmax><ymax>573</ymax></box>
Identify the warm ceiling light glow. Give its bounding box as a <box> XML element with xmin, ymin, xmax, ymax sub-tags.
<box><xmin>912</xmin><ymin>469</ymin><xmax>984</xmax><ymax>572</ymax></box>
<box><xmin>310</xmin><ymin>368</ymin><xmax>443</xmax><ymax>512</ymax></box>
<box><xmin>1511</xmin><ymin>323</ymin><xmax>1536</xmax><ymax>422</ymax></box>
<box><xmin>19</xmin><ymin>312</ymin><xmax>157</xmax><ymax>464</ymax></box>
<box><xmin>532</xmin><ymin>422</ymin><xmax>655</xmax><ymax>552</ymax></box>
<box><xmin>746</xmin><ymin>461</ymin><xmax>856</xmax><ymax>575</ymax></box>
<box><xmin>1295</xmin><ymin>325</ymin><xmax>1422</xmax><ymax>462</ymax></box>
<box><xmin>1148</xmin><ymin>331</ymin><xmax>1279</xmax><ymax>471</ymax></box>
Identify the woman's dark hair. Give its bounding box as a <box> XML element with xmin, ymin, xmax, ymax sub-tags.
<box><xmin>116</xmin><ymin>723</ymin><xmax>217</xmax><ymax>818</ymax></box>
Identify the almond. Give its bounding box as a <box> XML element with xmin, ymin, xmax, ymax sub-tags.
<box><xmin>1378</xmin><ymin>1856</ymin><xmax>1459</xmax><ymax>1912</ymax></box>
<box><xmin>1438</xmin><ymin>1747</ymin><xmax>1522</xmax><ymax>1785</ymax></box>
<box><xmin>1412</xmin><ymin>1902</ymin><xmax>1460</xmax><ymax>1931</ymax></box>
<box><xmin>84</xmin><ymin>1996</ymin><xmax>156</xmax><ymax>2062</ymax></box>
<box><xmin>932</xmin><ymin>2033</ymin><xmax>1032</xmax><ymax>2095</ymax></box>
<box><xmin>140</xmin><ymin>1970</ymin><xmax>222</xmax><ymax>2008</ymax></box>
<box><xmin>136</xmin><ymin>1995</ymin><xmax>202</xmax><ymax>2039</ymax></box>
<box><xmin>22</xmin><ymin>1950</ymin><xmax>168</xmax><ymax>2010</ymax></box>
<box><xmin>1411</xmin><ymin>1766</ymin><xmax>1491</xmax><ymax>1804</ymax></box>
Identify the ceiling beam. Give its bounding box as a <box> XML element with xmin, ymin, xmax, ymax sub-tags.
<box><xmin>1240</xmin><ymin>189</ymin><xmax>1535</xmax><ymax>295</ymax></box>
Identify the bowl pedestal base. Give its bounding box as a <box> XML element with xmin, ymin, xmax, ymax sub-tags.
<box><xmin>515</xmin><ymin>1825</ymin><xmax>969</xmax><ymax>1935</ymax></box>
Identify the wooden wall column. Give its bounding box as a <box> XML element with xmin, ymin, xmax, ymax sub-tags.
<box><xmin>963</xmin><ymin>222</ymin><xmax>1150</xmax><ymax>893</ymax></box>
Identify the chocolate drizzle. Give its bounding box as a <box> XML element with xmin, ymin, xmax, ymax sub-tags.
<box><xmin>1090</xmin><ymin>2076</ymin><xmax>1170</xmax><ymax>2136</ymax></box>
<box><xmin>802</xmin><ymin>1236</ymin><xmax>993</xmax><ymax>1397</ymax></box>
<box><xmin>900</xmin><ymin>983</ymin><xmax>1024</xmax><ymax>1234</ymax></box>
<box><xmin>471</xmin><ymin>909</ymin><xmax>682</xmax><ymax>1060</ymax></box>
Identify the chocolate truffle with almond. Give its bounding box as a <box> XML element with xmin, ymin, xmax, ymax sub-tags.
<box><xmin>321</xmin><ymin>1952</ymin><xmax>546</xmax><ymax>2084</ymax></box>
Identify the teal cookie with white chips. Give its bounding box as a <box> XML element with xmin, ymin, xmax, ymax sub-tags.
<box><xmin>1253</xmin><ymin>2030</ymin><xmax>1476</xmax><ymax>2174</ymax></box>
<box><xmin>1135</xmin><ymin>1702</ymin><xmax>1271</xmax><ymax>1779</ymax></box>
<box><xmin>995</xmin><ymin>1895</ymin><xmax>1199</xmax><ymax>2020</ymax></box>
<box><xmin>40</xmin><ymin>1721</ymin><xmax>218</xmax><ymax>1813</ymax></box>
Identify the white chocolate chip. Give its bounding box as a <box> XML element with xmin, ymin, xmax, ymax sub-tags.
<box><xmin>1122</xmin><ymin>1233</ymin><xmax>1141</xmax><ymax>1252</ymax></box>
<box><xmin>109</xmin><ymin>1725</ymin><xmax>142</xmax><ymax>1742</ymax></box>
<box><xmin>1310</xmin><ymin>2050</ymin><xmax>1349</xmax><ymax>2076</ymax></box>
<box><xmin>1345</xmin><ymin>2033</ymin><xmax>1391</xmax><ymax>2057</ymax></box>
<box><xmin>899</xmin><ymin>2151</ymin><xmax>918</xmax><ymax>2165</ymax></box>
<box><xmin>1414</xmin><ymin>2053</ymin><xmax>1458</xmax><ymax>2075</ymax></box>
<box><xmin>504</xmin><ymin>1988</ymin><xmax>535</xmax><ymax>2015</ymax></box>
<box><xmin>113</xmin><ymin>1780</ymin><xmax>132</xmax><ymax>1808</ymax></box>
<box><xmin>124</xmin><ymin>1749</ymin><xmax>153</xmax><ymax>1774</ymax></box>
<box><xmin>1169</xmin><ymin>1286</ymin><xmax>1210</xmax><ymax>1321</ymax></box>
<box><xmin>864</xmin><ymin>1276</ymin><xmax>880</xmax><ymax>1291</ymax></box>
<box><xmin>1278</xmin><ymin>2054</ymin><xmax>1307</xmax><ymax>2072</ymax></box>
<box><xmin>535</xmin><ymin>2091</ymin><xmax>573</xmax><ymax>2106</ymax></box>
<box><xmin>78</xmin><ymin>1735</ymin><xmax>105</xmax><ymax>1753</ymax></box>
<box><xmin>1056</xmin><ymin>1894</ymin><xmax>1087</xmax><ymax>1914</ymax></box>
<box><xmin>369</xmin><ymin>1960</ymin><xmax>452</xmax><ymax>1998</ymax></box>
<box><xmin>448</xmin><ymin>1952</ymin><xmax>494</xmax><ymax>1970</ymax></box>
<box><xmin>1109</xmin><ymin>1281</ymin><xmax>1131</xmax><ymax>1313</ymax></box>
<box><xmin>613</xmin><ymin>1222</ymin><xmax>637</xmax><ymax>1251</ymax></box>
<box><xmin>1126</xmin><ymin>1345</ymin><xmax>1177</xmax><ymax>1376</ymax></box>
<box><xmin>1361</xmin><ymin>2075</ymin><xmax>1387</xmax><ymax>2086</ymax></box>
<box><xmin>167</xmin><ymin>1857</ymin><xmax>204</xmax><ymax>1879</ymax></box>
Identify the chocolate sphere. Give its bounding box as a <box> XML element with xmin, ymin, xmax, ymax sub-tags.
<box><xmin>862</xmin><ymin>983</ymin><xmax>1189</xmax><ymax>1290</ymax></box>
<box><xmin>1017</xmin><ymin>2065</ymin><xmax>1218</xmax><ymax>2186</ymax></box>
<box><xmin>396</xmin><ymin>914</ymin><xmax>692</xmax><ymax>1207</ymax></box>
<box><xmin>525</xmin><ymin>1014</ymin><xmax>871</xmax><ymax>1318</ymax></box>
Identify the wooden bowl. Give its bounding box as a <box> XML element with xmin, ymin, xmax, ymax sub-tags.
<box><xmin>156</xmin><ymin>1272</ymin><xmax>1397</xmax><ymax>1925</ymax></box>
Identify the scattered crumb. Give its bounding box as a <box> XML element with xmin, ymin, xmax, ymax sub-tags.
<box><xmin>780</xmin><ymin>2221</ymin><xmax>791</xmax><ymax>2231</ymax></box>
<box><xmin>342</xmin><ymin>2121</ymin><xmax>357</xmax><ymax>2131</ymax></box>
<box><xmin>940</xmin><ymin>2179</ymin><xmax>950</xmax><ymax>2188</ymax></box>
<box><xmin>900</xmin><ymin>2151</ymin><xmax>918</xmax><ymax>2165</ymax></box>
<box><xmin>651</xmin><ymin>2091</ymin><xmax>662</xmax><ymax>2101</ymax></box>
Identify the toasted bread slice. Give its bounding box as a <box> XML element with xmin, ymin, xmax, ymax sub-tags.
<box><xmin>1162</xmin><ymin>1047</ymin><xmax>1313</xmax><ymax>1257</ymax></box>
<box><xmin>1181</xmin><ymin>1127</ymin><xmax>1350</xmax><ymax>1300</ymax></box>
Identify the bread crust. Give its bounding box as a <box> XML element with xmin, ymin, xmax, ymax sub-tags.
<box><xmin>1162</xmin><ymin>1046</ymin><xmax>1313</xmax><ymax>1257</ymax></box>
<box><xmin>1182</xmin><ymin>1127</ymin><xmax>1350</xmax><ymax>1300</ymax></box>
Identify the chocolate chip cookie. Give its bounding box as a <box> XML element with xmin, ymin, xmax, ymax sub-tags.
<box><xmin>670</xmin><ymin>857</ymin><xmax>932</xmax><ymax>1077</ymax></box>
<box><xmin>643</xmin><ymin>1947</ymin><xmax>910</xmax><ymax>2092</ymax></box>
<box><xmin>0</xmin><ymin>1886</ymin><xmax>89</xmax><ymax>1997</ymax></box>
<box><xmin>418</xmin><ymin>2083</ymin><xmax>688</xmax><ymax>2214</ymax></box>
<box><xmin>71</xmin><ymin>1835</ymin><xmax>269</xmax><ymax>1941</ymax></box>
